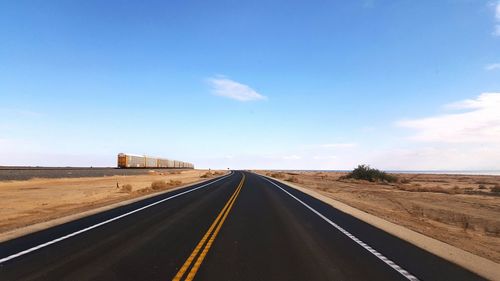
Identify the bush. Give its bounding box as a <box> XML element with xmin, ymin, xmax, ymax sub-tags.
<box><xmin>268</xmin><ymin>172</ymin><xmax>286</xmax><ymax>179</ymax></box>
<box><xmin>341</xmin><ymin>165</ymin><xmax>398</xmax><ymax>183</ymax></box>
<box><xmin>151</xmin><ymin>179</ymin><xmax>182</xmax><ymax>190</ymax></box>
<box><xmin>285</xmin><ymin>176</ymin><xmax>300</xmax><ymax>183</ymax></box>
<box><xmin>169</xmin><ymin>179</ymin><xmax>182</xmax><ymax>186</ymax></box>
<box><xmin>400</xmin><ymin>178</ymin><xmax>411</xmax><ymax>184</ymax></box>
<box><xmin>151</xmin><ymin>180</ymin><xmax>168</xmax><ymax>190</ymax></box>
<box><xmin>200</xmin><ymin>171</ymin><xmax>214</xmax><ymax>178</ymax></box>
<box><xmin>491</xmin><ymin>185</ymin><xmax>500</xmax><ymax>193</ymax></box>
<box><xmin>121</xmin><ymin>184</ymin><xmax>133</xmax><ymax>192</ymax></box>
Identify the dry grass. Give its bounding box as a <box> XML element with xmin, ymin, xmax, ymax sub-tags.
<box><xmin>169</xmin><ymin>179</ymin><xmax>182</xmax><ymax>185</ymax></box>
<box><xmin>120</xmin><ymin>184</ymin><xmax>133</xmax><ymax>193</ymax></box>
<box><xmin>266</xmin><ymin>172</ymin><xmax>287</xmax><ymax>179</ymax></box>
<box><xmin>151</xmin><ymin>180</ymin><xmax>168</xmax><ymax>190</ymax></box>
<box><xmin>396</xmin><ymin>185</ymin><xmax>463</xmax><ymax>194</ymax></box>
<box><xmin>285</xmin><ymin>176</ymin><xmax>301</xmax><ymax>183</ymax></box>
<box><xmin>200</xmin><ymin>171</ymin><xmax>225</xmax><ymax>178</ymax></box>
<box><xmin>150</xmin><ymin>179</ymin><xmax>183</xmax><ymax>190</ymax></box>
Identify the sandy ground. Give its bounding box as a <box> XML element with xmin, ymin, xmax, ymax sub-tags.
<box><xmin>256</xmin><ymin>171</ymin><xmax>500</xmax><ymax>264</ymax></box>
<box><xmin>0</xmin><ymin>169</ymin><xmax>226</xmax><ymax>236</ymax></box>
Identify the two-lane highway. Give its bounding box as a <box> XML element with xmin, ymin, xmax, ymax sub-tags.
<box><xmin>0</xmin><ymin>171</ymin><xmax>484</xmax><ymax>280</ymax></box>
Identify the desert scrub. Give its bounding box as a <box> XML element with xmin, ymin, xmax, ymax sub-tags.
<box><xmin>285</xmin><ymin>176</ymin><xmax>300</xmax><ymax>183</ymax></box>
<box><xmin>151</xmin><ymin>180</ymin><xmax>168</xmax><ymax>190</ymax></box>
<box><xmin>120</xmin><ymin>184</ymin><xmax>133</xmax><ymax>193</ymax></box>
<box><xmin>151</xmin><ymin>179</ymin><xmax>182</xmax><ymax>190</ymax></box>
<box><xmin>267</xmin><ymin>172</ymin><xmax>286</xmax><ymax>179</ymax></box>
<box><xmin>400</xmin><ymin>178</ymin><xmax>411</xmax><ymax>184</ymax></box>
<box><xmin>200</xmin><ymin>171</ymin><xmax>214</xmax><ymax>178</ymax></box>
<box><xmin>396</xmin><ymin>185</ymin><xmax>463</xmax><ymax>194</ymax></box>
<box><xmin>340</xmin><ymin>165</ymin><xmax>398</xmax><ymax>183</ymax></box>
<box><xmin>169</xmin><ymin>179</ymin><xmax>182</xmax><ymax>186</ymax></box>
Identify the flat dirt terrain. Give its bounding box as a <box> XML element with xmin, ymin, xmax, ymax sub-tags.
<box><xmin>0</xmin><ymin>169</ymin><xmax>226</xmax><ymax>236</ymax></box>
<box><xmin>257</xmin><ymin>171</ymin><xmax>500</xmax><ymax>263</ymax></box>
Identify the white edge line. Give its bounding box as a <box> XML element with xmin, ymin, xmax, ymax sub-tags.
<box><xmin>260</xmin><ymin>175</ymin><xmax>419</xmax><ymax>281</ymax></box>
<box><xmin>0</xmin><ymin>172</ymin><xmax>234</xmax><ymax>264</ymax></box>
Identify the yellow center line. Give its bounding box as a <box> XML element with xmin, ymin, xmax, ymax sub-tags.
<box><xmin>172</xmin><ymin>173</ymin><xmax>245</xmax><ymax>281</ymax></box>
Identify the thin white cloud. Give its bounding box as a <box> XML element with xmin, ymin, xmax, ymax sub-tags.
<box><xmin>398</xmin><ymin>93</ymin><xmax>500</xmax><ymax>143</ymax></box>
<box><xmin>496</xmin><ymin>0</ymin><xmax>500</xmax><ymax>21</ymax></box>
<box><xmin>492</xmin><ymin>1</ymin><xmax>500</xmax><ymax>36</ymax></box>
<box><xmin>320</xmin><ymin>143</ymin><xmax>357</xmax><ymax>148</ymax></box>
<box><xmin>207</xmin><ymin>76</ymin><xmax>267</xmax><ymax>101</ymax></box>
<box><xmin>485</xmin><ymin>63</ymin><xmax>500</xmax><ymax>71</ymax></box>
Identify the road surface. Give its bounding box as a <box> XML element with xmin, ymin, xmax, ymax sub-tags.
<box><xmin>0</xmin><ymin>171</ymin><xmax>484</xmax><ymax>280</ymax></box>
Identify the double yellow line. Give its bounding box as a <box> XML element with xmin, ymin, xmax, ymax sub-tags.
<box><xmin>172</xmin><ymin>174</ymin><xmax>245</xmax><ymax>281</ymax></box>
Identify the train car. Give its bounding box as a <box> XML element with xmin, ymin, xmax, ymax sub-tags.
<box><xmin>145</xmin><ymin>157</ymin><xmax>156</xmax><ymax>167</ymax></box>
<box><xmin>117</xmin><ymin>153</ymin><xmax>193</xmax><ymax>169</ymax></box>
<box><xmin>118</xmin><ymin>153</ymin><xmax>146</xmax><ymax>168</ymax></box>
<box><xmin>157</xmin><ymin>158</ymin><xmax>169</xmax><ymax>168</ymax></box>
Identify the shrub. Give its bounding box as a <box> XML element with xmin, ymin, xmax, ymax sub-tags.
<box><xmin>478</xmin><ymin>184</ymin><xmax>487</xmax><ymax>190</ymax></box>
<box><xmin>169</xmin><ymin>179</ymin><xmax>182</xmax><ymax>186</ymax></box>
<box><xmin>269</xmin><ymin>172</ymin><xmax>286</xmax><ymax>179</ymax></box>
<box><xmin>400</xmin><ymin>178</ymin><xmax>411</xmax><ymax>184</ymax></box>
<box><xmin>121</xmin><ymin>184</ymin><xmax>133</xmax><ymax>192</ymax></box>
<box><xmin>151</xmin><ymin>179</ymin><xmax>182</xmax><ymax>190</ymax></box>
<box><xmin>341</xmin><ymin>165</ymin><xmax>398</xmax><ymax>183</ymax></box>
<box><xmin>200</xmin><ymin>171</ymin><xmax>214</xmax><ymax>178</ymax></box>
<box><xmin>285</xmin><ymin>176</ymin><xmax>300</xmax><ymax>183</ymax></box>
<box><xmin>151</xmin><ymin>180</ymin><xmax>168</xmax><ymax>190</ymax></box>
<box><xmin>491</xmin><ymin>185</ymin><xmax>500</xmax><ymax>193</ymax></box>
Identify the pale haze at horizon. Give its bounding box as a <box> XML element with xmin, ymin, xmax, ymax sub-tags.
<box><xmin>1</xmin><ymin>1</ymin><xmax>500</xmax><ymax>170</ymax></box>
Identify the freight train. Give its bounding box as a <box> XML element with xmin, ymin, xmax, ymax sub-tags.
<box><xmin>117</xmin><ymin>153</ymin><xmax>194</xmax><ymax>169</ymax></box>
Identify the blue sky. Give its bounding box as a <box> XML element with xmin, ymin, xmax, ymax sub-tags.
<box><xmin>1</xmin><ymin>0</ymin><xmax>500</xmax><ymax>170</ymax></box>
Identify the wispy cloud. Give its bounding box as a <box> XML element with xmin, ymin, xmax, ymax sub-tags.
<box><xmin>496</xmin><ymin>0</ymin><xmax>500</xmax><ymax>21</ymax></box>
<box><xmin>492</xmin><ymin>1</ymin><xmax>500</xmax><ymax>36</ymax></box>
<box><xmin>485</xmin><ymin>63</ymin><xmax>500</xmax><ymax>71</ymax></box>
<box><xmin>207</xmin><ymin>76</ymin><xmax>267</xmax><ymax>101</ymax></box>
<box><xmin>398</xmin><ymin>93</ymin><xmax>500</xmax><ymax>143</ymax></box>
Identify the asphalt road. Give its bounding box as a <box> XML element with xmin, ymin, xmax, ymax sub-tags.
<box><xmin>0</xmin><ymin>171</ymin><xmax>484</xmax><ymax>280</ymax></box>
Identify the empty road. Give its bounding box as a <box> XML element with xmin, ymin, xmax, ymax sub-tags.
<box><xmin>0</xmin><ymin>171</ymin><xmax>484</xmax><ymax>280</ymax></box>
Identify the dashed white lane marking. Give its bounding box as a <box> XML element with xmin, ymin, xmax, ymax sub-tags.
<box><xmin>0</xmin><ymin>172</ymin><xmax>233</xmax><ymax>264</ymax></box>
<box><xmin>262</xmin><ymin>176</ymin><xmax>419</xmax><ymax>281</ymax></box>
